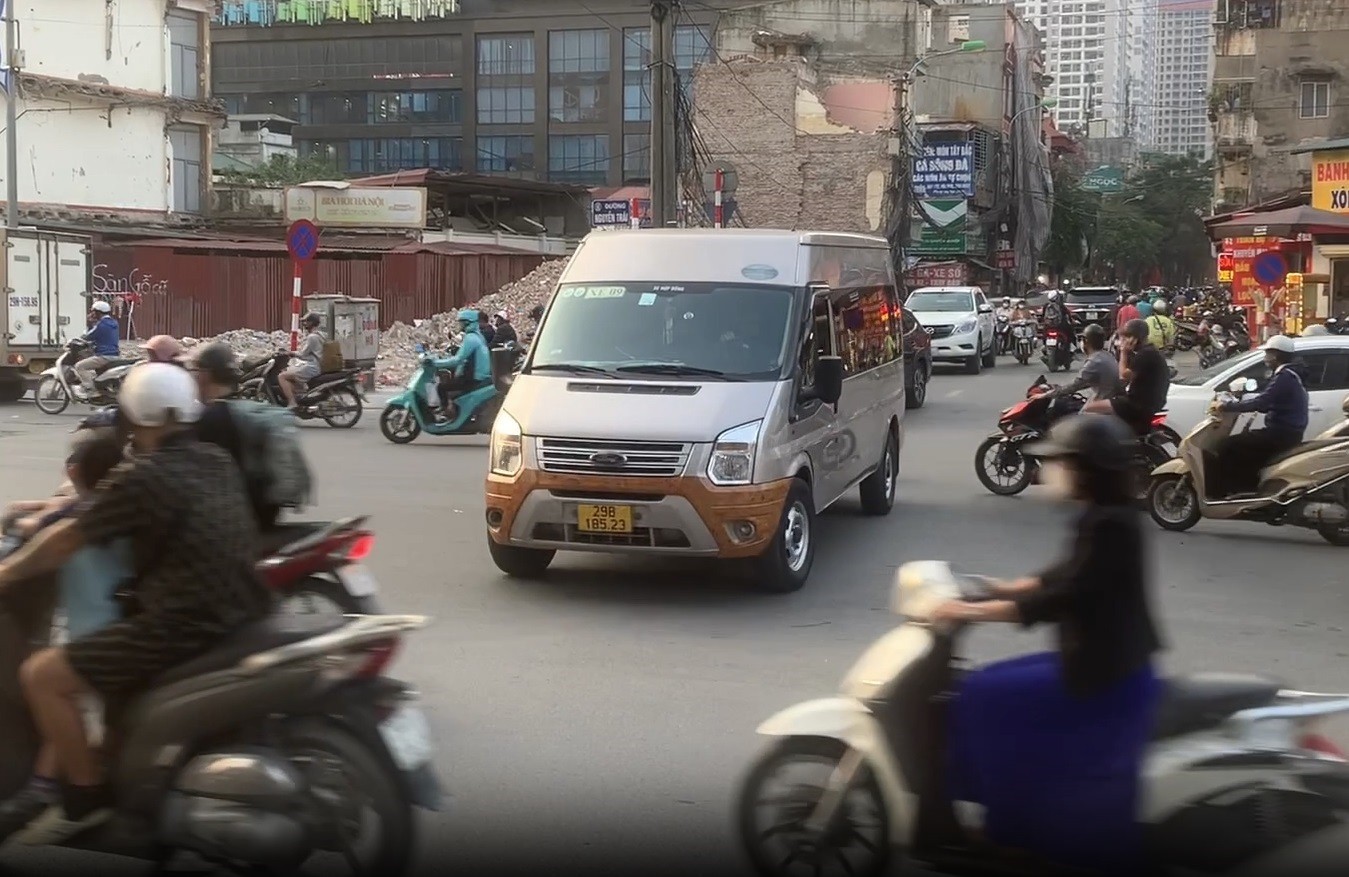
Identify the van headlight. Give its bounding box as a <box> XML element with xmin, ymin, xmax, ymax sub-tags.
<box><xmin>955</xmin><ymin>318</ymin><xmax>978</xmax><ymax>335</ymax></box>
<box><xmin>707</xmin><ymin>420</ymin><xmax>762</xmax><ymax>486</ymax></box>
<box><xmin>489</xmin><ymin>410</ymin><xmax>523</xmax><ymax>477</ymax></box>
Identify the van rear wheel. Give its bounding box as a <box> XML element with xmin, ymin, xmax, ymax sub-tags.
<box><xmin>752</xmin><ymin>479</ymin><xmax>815</xmax><ymax>594</ymax></box>
<box><xmin>858</xmin><ymin>432</ymin><xmax>898</xmax><ymax>516</ymax></box>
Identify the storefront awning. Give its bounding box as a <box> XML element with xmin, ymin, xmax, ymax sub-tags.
<box><xmin>1207</xmin><ymin>205</ymin><xmax>1349</xmax><ymax>239</ymax></box>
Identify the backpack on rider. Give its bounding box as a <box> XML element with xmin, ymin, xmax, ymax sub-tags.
<box><xmin>223</xmin><ymin>401</ymin><xmax>314</xmax><ymax>511</ymax></box>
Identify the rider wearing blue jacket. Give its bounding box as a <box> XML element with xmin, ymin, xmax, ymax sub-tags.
<box><xmin>433</xmin><ymin>308</ymin><xmax>492</xmax><ymax>419</ymax></box>
<box><xmin>74</xmin><ymin>300</ymin><xmax>121</xmax><ymax>400</ymax></box>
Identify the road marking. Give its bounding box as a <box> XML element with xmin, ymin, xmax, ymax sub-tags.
<box><xmin>946</xmin><ymin>389</ymin><xmax>964</xmax><ymax>398</ymax></box>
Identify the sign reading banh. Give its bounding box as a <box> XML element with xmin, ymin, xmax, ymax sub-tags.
<box><xmin>1311</xmin><ymin>149</ymin><xmax>1349</xmax><ymax>213</ymax></box>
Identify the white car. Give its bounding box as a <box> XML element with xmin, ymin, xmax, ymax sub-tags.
<box><xmin>1165</xmin><ymin>336</ymin><xmax>1349</xmax><ymax>437</ymax></box>
<box><xmin>905</xmin><ymin>286</ymin><xmax>997</xmax><ymax>375</ymax></box>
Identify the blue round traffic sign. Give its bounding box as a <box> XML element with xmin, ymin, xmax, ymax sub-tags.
<box><xmin>1251</xmin><ymin>251</ymin><xmax>1287</xmax><ymax>286</ymax></box>
<box><xmin>287</xmin><ymin>219</ymin><xmax>319</xmax><ymax>261</ymax></box>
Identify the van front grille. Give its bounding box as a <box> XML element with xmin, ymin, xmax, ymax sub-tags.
<box><xmin>537</xmin><ymin>438</ymin><xmax>690</xmax><ymax>477</ymax></box>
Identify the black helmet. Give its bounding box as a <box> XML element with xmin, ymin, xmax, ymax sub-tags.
<box><xmin>1082</xmin><ymin>323</ymin><xmax>1106</xmax><ymax>348</ymax></box>
<box><xmin>301</xmin><ymin>312</ymin><xmax>322</xmax><ymax>329</ymax></box>
<box><xmin>1027</xmin><ymin>413</ymin><xmax>1134</xmax><ymax>472</ymax></box>
<box><xmin>192</xmin><ymin>341</ymin><xmax>241</xmax><ymax>385</ymax></box>
<box><xmin>1122</xmin><ymin>318</ymin><xmax>1149</xmax><ymax>343</ymax></box>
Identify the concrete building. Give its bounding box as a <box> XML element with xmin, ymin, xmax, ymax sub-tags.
<box><xmin>1013</xmin><ymin>0</ymin><xmax>1137</xmax><ymax>139</ymax></box>
<box><xmin>215</xmin><ymin>115</ymin><xmax>298</xmax><ymax>171</ymax></box>
<box><xmin>210</xmin><ymin>0</ymin><xmax>734</xmax><ymax>188</ymax></box>
<box><xmin>1211</xmin><ymin>0</ymin><xmax>1349</xmax><ymax>210</ymax></box>
<box><xmin>1</xmin><ymin>0</ymin><xmax>220</xmax><ymax>229</ymax></box>
<box><xmin>1150</xmin><ymin>0</ymin><xmax>1213</xmax><ymax>158</ymax></box>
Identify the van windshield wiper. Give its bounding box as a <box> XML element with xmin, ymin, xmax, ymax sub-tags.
<box><xmin>615</xmin><ymin>363</ymin><xmax>741</xmax><ymax>380</ymax></box>
<box><xmin>529</xmin><ymin>362</ymin><xmax>613</xmax><ymax>375</ymax></box>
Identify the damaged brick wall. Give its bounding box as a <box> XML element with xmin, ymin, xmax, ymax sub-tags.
<box><xmin>693</xmin><ymin>59</ymin><xmax>891</xmax><ymax>233</ymax></box>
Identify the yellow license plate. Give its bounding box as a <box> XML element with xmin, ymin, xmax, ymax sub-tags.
<box><xmin>576</xmin><ymin>504</ymin><xmax>633</xmax><ymax>534</ymax></box>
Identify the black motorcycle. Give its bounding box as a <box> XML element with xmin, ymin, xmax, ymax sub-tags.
<box><xmin>243</xmin><ymin>352</ymin><xmax>366</xmax><ymax>428</ymax></box>
<box><xmin>974</xmin><ymin>377</ymin><xmax>1180</xmax><ymax>497</ymax></box>
<box><xmin>994</xmin><ymin>314</ymin><xmax>1012</xmax><ymax>355</ymax></box>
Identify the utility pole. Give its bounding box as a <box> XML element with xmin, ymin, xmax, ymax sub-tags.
<box><xmin>649</xmin><ymin>0</ymin><xmax>678</xmax><ymax>228</ymax></box>
<box><xmin>4</xmin><ymin>0</ymin><xmax>17</xmax><ymax>228</ymax></box>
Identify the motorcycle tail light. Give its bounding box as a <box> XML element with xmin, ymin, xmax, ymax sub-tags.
<box><xmin>344</xmin><ymin>533</ymin><xmax>375</xmax><ymax>562</ymax></box>
<box><xmin>355</xmin><ymin>637</ymin><xmax>401</xmax><ymax>679</ymax></box>
<box><xmin>1298</xmin><ymin>723</ymin><xmax>1346</xmax><ymax>760</ymax></box>
<box><xmin>1151</xmin><ymin>414</ymin><xmax>1167</xmax><ymax>428</ymax></box>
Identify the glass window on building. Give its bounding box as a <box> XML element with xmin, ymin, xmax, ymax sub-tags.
<box><xmin>169</xmin><ymin>126</ymin><xmax>203</xmax><ymax>213</ymax></box>
<box><xmin>477</xmin><ymin>86</ymin><xmax>536</xmax><ymax>124</ymax></box>
<box><xmin>308</xmin><ymin>92</ymin><xmax>368</xmax><ymax>125</ymax></box>
<box><xmin>370</xmin><ymin>90</ymin><xmax>464</xmax><ymax>124</ymax></box>
<box><xmin>549</xmin><ymin>29</ymin><xmax>610</xmax><ymax>123</ymax></box>
<box><xmin>548</xmin><ymin>134</ymin><xmax>610</xmax><ymax>185</ymax></box>
<box><xmin>1300</xmin><ymin>81</ymin><xmax>1330</xmax><ymax>119</ymax></box>
<box><xmin>549</xmin><ymin>29</ymin><xmax>610</xmax><ymax>74</ymax></box>
<box><xmin>477</xmin><ymin>34</ymin><xmax>536</xmax><ymax>76</ymax></box>
<box><xmin>477</xmin><ymin>136</ymin><xmax>536</xmax><ymax>172</ymax></box>
<box><xmin>341</xmin><ymin>137</ymin><xmax>463</xmax><ymax>173</ymax></box>
<box><xmin>622</xmin><ymin>27</ymin><xmax>653</xmax><ymax>122</ymax></box>
<box><xmin>168</xmin><ymin>11</ymin><xmax>201</xmax><ymax>99</ymax></box>
<box><xmin>622</xmin><ymin>133</ymin><xmax>650</xmax><ymax>183</ymax></box>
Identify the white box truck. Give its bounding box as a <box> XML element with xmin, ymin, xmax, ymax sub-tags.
<box><xmin>0</xmin><ymin>230</ymin><xmax>94</xmax><ymax>402</ymax></box>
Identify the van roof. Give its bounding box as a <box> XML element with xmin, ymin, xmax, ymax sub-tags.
<box><xmin>562</xmin><ymin>228</ymin><xmax>891</xmax><ymax>286</ymax></box>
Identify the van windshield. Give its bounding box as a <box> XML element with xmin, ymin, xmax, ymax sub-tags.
<box><xmin>528</xmin><ymin>282</ymin><xmax>797</xmax><ymax>381</ymax></box>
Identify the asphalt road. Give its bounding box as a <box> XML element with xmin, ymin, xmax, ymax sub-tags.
<box><xmin>0</xmin><ymin>352</ymin><xmax>1346</xmax><ymax>876</ymax></box>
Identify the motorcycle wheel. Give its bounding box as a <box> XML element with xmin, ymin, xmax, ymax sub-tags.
<box><xmin>1148</xmin><ymin>475</ymin><xmax>1201</xmax><ymax>531</ymax></box>
<box><xmin>33</xmin><ymin>376</ymin><xmax>69</xmax><ymax>415</ymax></box>
<box><xmin>1316</xmin><ymin>520</ymin><xmax>1349</xmax><ymax>546</ymax></box>
<box><xmin>975</xmin><ymin>436</ymin><xmax>1035</xmax><ymax>496</ymax></box>
<box><xmin>280</xmin><ymin>721</ymin><xmax>414</xmax><ymax>877</ymax></box>
<box><xmin>737</xmin><ymin>736</ymin><xmax>890</xmax><ymax>877</ymax></box>
<box><xmin>321</xmin><ymin>389</ymin><xmax>363</xmax><ymax>429</ymax></box>
<box><xmin>276</xmin><ymin>576</ymin><xmax>376</xmax><ymax>617</ymax></box>
<box><xmin>379</xmin><ymin>406</ymin><xmax>421</xmax><ymax>444</ymax></box>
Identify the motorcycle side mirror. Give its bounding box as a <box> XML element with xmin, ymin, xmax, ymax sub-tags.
<box><xmin>1244</xmin><ymin>378</ymin><xmax>1258</xmax><ymax>393</ymax></box>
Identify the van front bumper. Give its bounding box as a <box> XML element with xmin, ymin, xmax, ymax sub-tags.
<box><xmin>484</xmin><ymin>470</ymin><xmax>793</xmax><ymax>558</ymax></box>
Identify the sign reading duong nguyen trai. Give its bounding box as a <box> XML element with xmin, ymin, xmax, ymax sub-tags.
<box><xmin>285</xmin><ymin>186</ymin><xmax>429</xmax><ymax>229</ymax></box>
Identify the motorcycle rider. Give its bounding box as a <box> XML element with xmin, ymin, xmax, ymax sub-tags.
<box><xmin>433</xmin><ymin>308</ymin><xmax>493</xmax><ymax>421</ymax></box>
<box><xmin>933</xmin><ymin>414</ymin><xmax>1164</xmax><ymax>875</ymax></box>
<box><xmin>1146</xmin><ymin>299</ymin><xmax>1177</xmax><ymax>351</ymax></box>
<box><xmin>1084</xmin><ymin>319</ymin><xmax>1168</xmax><ymax>437</ymax></box>
<box><xmin>142</xmin><ymin>335</ymin><xmax>184</xmax><ymax>364</ymax></box>
<box><xmin>1211</xmin><ymin>334</ymin><xmax>1308</xmax><ymax>498</ymax></box>
<box><xmin>0</xmin><ymin>363</ymin><xmax>271</xmax><ymax>844</ymax></box>
<box><xmin>1048</xmin><ymin>324</ymin><xmax>1119</xmax><ymax>416</ymax></box>
<box><xmin>1042</xmin><ymin>290</ymin><xmax>1075</xmax><ymax>365</ymax></box>
<box><xmin>1010</xmin><ymin>298</ymin><xmax>1032</xmax><ymax>323</ymax></box>
<box><xmin>73</xmin><ymin>301</ymin><xmax>121</xmax><ymax>402</ymax></box>
<box><xmin>492</xmin><ymin>310</ymin><xmax>519</xmax><ymax>346</ymax></box>
<box><xmin>278</xmin><ymin>312</ymin><xmax>324</xmax><ymax>411</ymax></box>
<box><xmin>1115</xmin><ymin>295</ymin><xmax>1142</xmax><ymax>332</ymax></box>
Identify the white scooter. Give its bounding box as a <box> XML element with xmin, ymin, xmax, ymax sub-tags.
<box><xmin>34</xmin><ymin>337</ymin><xmax>137</xmax><ymax>415</ymax></box>
<box><xmin>737</xmin><ymin>561</ymin><xmax>1349</xmax><ymax>877</ymax></box>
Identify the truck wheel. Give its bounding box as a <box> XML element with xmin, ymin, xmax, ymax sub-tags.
<box><xmin>752</xmin><ymin>479</ymin><xmax>815</xmax><ymax>594</ymax></box>
<box><xmin>0</xmin><ymin>380</ymin><xmax>24</xmax><ymax>403</ymax></box>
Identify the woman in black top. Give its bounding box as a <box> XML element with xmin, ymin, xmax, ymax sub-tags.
<box><xmin>937</xmin><ymin>414</ymin><xmax>1164</xmax><ymax>876</ymax></box>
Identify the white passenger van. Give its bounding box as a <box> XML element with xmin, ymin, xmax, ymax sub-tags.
<box><xmin>484</xmin><ymin>229</ymin><xmax>907</xmax><ymax>593</ymax></box>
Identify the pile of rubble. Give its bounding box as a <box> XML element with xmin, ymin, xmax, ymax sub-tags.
<box><xmin>119</xmin><ymin>256</ymin><xmax>570</xmax><ymax>387</ymax></box>
<box><xmin>374</xmin><ymin>257</ymin><xmax>568</xmax><ymax>385</ymax></box>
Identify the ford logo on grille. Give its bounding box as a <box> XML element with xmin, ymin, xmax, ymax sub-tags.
<box><xmin>590</xmin><ymin>452</ymin><xmax>627</xmax><ymax>469</ymax></box>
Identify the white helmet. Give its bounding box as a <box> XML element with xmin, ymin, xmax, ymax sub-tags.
<box><xmin>1046</xmin><ymin>290</ymin><xmax>1060</xmax><ymax>301</ymax></box>
<box><xmin>494</xmin><ymin>310</ymin><xmax>507</xmax><ymax>320</ymax></box>
<box><xmin>1301</xmin><ymin>324</ymin><xmax>1329</xmax><ymax>336</ymax></box>
<box><xmin>119</xmin><ymin>362</ymin><xmax>202</xmax><ymax>427</ymax></box>
<box><xmin>91</xmin><ymin>299</ymin><xmax>112</xmax><ymax>314</ymax></box>
<box><xmin>1261</xmin><ymin>334</ymin><xmax>1296</xmax><ymax>355</ymax></box>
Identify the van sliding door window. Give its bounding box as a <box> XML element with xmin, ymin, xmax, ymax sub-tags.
<box><xmin>829</xmin><ymin>283</ymin><xmax>904</xmax><ymax>375</ymax></box>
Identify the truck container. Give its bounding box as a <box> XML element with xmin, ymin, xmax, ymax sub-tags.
<box><xmin>0</xmin><ymin>230</ymin><xmax>94</xmax><ymax>401</ymax></box>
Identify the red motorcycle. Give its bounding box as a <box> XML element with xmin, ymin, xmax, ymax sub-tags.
<box><xmin>974</xmin><ymin>377</ymin><xmax>1179</xmax><ymax>497</ymax></box>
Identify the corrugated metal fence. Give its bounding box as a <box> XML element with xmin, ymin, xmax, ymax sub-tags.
<box><xmin>92</xmin><ymin>244</ymin><xmax>549</xmax><ymax>339</ymax></box>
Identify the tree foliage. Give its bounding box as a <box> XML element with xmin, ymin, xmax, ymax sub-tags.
<box><xmin>1047</xmin><ymin>153</ymin><xmax>1214</xmax><ymax>287</ymax></box>
<box><xmin>219</xmin><ymin>154</ymin><xmax>344</xmax><ymax>187</ymax></box>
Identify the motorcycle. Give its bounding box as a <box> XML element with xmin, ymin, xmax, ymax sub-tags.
<box><xmin>738</xmin><ymin>561</ymin><xmax>1349</xmax><ymax>877</ymax></box>
<box><xmin>1040</xmin><ymin>326</ymin><xmax>1074</xmax><ymax>372</ymax></box>
<box><xmin>994</xmin><ymin>313</ymin><xmax>1011</xmax><ymax>355</ymax></box>
<box><xmin>0</xmin><ymin>605</ymin><xmax>440</xmax><ymax>874</ymax></box>
<box><xmin>1011</xmin><ymin>319</ymin><xmax>1035</xmax><ymax>365</ymax></box>
<box><xmin>33</xmin><ymin>338</ymin><xmax>138</xmax><ymax>415</ymax></box>
<box><xmin>1147</xmin><ymin>380</ymin><xmax>1349</xmax><ymax>545</ymax></box>
<box><xmin>242</xmin><ymin>351</ymin><xmax>366</xmax><ymax>428</ymax></box>
<box><xmin>378</xmin><ymin>343</ymin><xmax>508</xmax><ymax>444</ymax></box>
<box><xmin>974</xmin><ymin>377</ymin><xmax>1179</xmax><ymax>497</ymax></box>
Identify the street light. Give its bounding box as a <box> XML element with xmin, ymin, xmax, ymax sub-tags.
<box><xmin>1010</xmin><ymin>96</ymin><xmax>1058</xmax><ymax>126</ymax></box>
<box><xmin>904</xmin><ymin>39</ymin><xmax>988</xmax><ymax>81</ymax></box>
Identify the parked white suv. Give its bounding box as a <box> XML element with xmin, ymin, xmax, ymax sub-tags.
<box><xmin>905</xmin><ymin>286</ymin><xmax>997</xmax><ymax>375</ymax></box>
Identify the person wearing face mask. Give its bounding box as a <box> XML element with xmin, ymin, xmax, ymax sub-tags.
<box><xmin>934</xmin><ymin>413</ymin><xmax>1165</xmax><ymax>875</ymax></box>
<box><xmin>1210</xmin><ymin>335</ymin><xmax>1308</xmax><ymax>497</ymax></box>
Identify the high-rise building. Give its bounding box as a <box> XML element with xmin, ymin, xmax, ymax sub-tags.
<box><xmin>1150</xmin><ymin>0</ymin><xmax>1214</xmax><ymax>158</ymax></box>
<box><xmin>1014</xmin><ymin>0</ymin><xmax>1136</xmax><ymax>139</ymax></box>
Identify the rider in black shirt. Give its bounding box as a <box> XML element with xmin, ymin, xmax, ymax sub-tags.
<box><xmin>1086</xmin><ymin>318</ymin><xmax>1168</xmax><ymax>435</ymax></box>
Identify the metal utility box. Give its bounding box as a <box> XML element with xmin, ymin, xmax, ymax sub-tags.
<box><xmin>304</xmin><ymin>295</ymin><xmax>380</xmax><ymax>391</ymax></box>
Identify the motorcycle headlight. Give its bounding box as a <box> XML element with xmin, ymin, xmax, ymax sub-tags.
<box><xmin>489</xmin><ymin>410</ymin><xmax>523</xmax><ymax>477</ymax></box>
<box><xmin>707</xmin><ymin>420</ymin><xmax>762</xmax><ymax>486</ymax></box>
<box><xmin>955</xmin><ymin>318</ymin><xmax>978</xmax><ymax>335</ymax></box>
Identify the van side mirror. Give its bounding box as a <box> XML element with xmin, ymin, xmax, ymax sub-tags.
<box><xmin>812</xmin><ymin>356</ymin><xmax>845</xmax><ymax>406</ymax></box>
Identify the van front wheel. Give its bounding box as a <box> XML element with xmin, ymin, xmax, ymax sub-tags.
<box><xmin>752</xmin><ymin>479</ymin><xmax>816</xmax><ymax>594</ymax></box>
<box><xmin>488</xmin><ymin>535</ymin><xmax>555</xmax><ymax>578</ymax></box>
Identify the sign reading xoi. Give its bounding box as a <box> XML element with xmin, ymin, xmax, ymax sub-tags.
<box><xmin>1330</xmin><ymin>188</ymin><xmax>1349</xmax><ymax>210</ymax></box>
